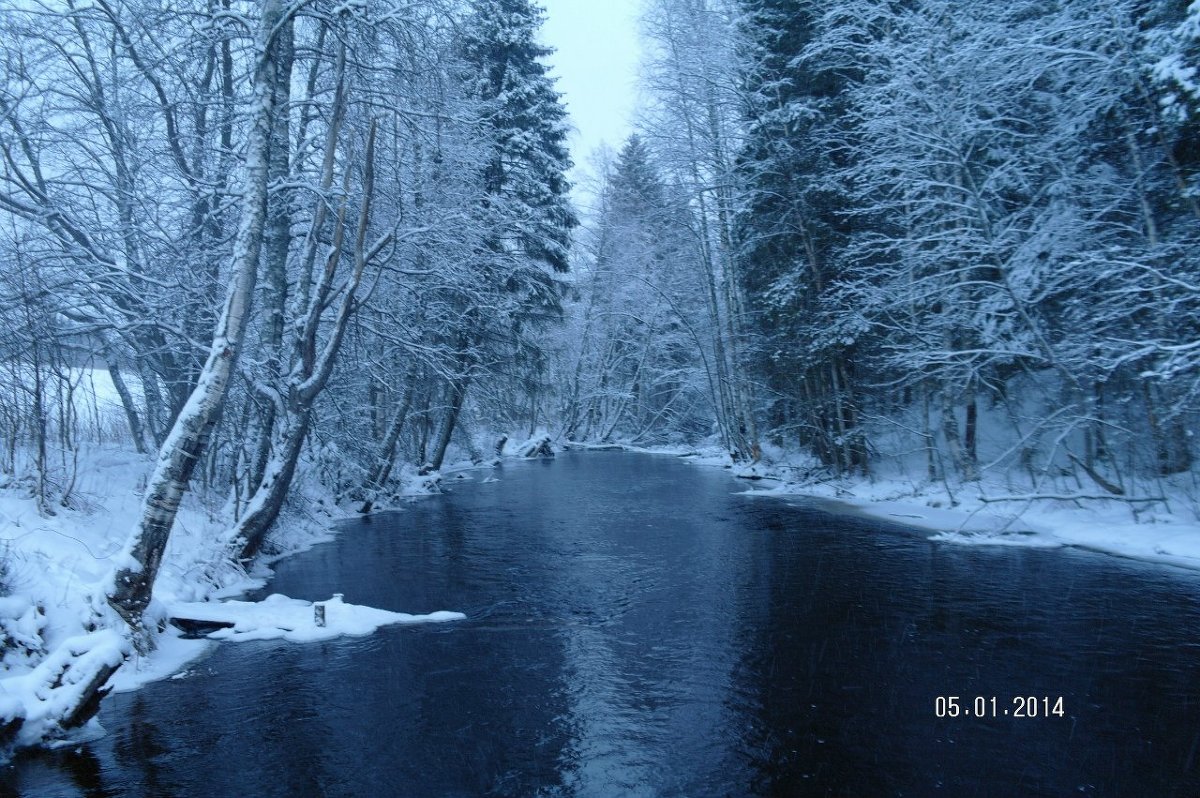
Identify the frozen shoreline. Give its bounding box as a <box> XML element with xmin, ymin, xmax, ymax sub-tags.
<box><xmin>0</xmin><ymin>433</ymin><xmax>558</xmax><ymax>753</ymax></box>
<box><xmin>0</xmin><ymin>443</ymin><xmax>468</xmax><ymax>753</ymax></box>
<box><xmin>4</xmin><ymin>438</ymin><xmax>1198</xmax><ymax>753</ymax></box>
<box><xmin>585</xmin><ymin>442</ymin><xmax>1200</xmax><ymax>574</ymax></box>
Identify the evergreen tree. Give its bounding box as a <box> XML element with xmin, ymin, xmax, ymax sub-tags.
<box><xmin>413</xmin><ymin>0</ymin><xmax>578</xmax><ymax>470</ymax></box>
<box><xmin>462</xmin><ymin>0</ymin><xmax>577</xmax><ymax>275</ymax></box>
<box><xmin>1147</xmin><ymin>0</ymin><xmax>1200</xmax><ymax>204</ymax></box>
<box><xmin>560</xmin><ymin>135</ymin><xmax>712</xmax><ymax>444</ymax></box>
<box><xmin>609</xmin><ymin>135</ymin><xmax>664</xmax><ymax>221</ymax></box>
<box><xmin>734</xmin><ymin>0</ymin><xmax>867</xmax><ymax>473</ymax></box>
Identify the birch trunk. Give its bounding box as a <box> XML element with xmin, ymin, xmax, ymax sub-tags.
<box><xmin>428</xmin><ymin>379</ymin><xmax>469</xmax><ymax>472</ymax></box>
<box><xmin>105</xmin><ymin>358</ymin><xmax>149</xmax><ymax>455</ymax></box>
<box><xmin>359</xmin><ymin>383</ymin><xmax>416</xmax><ymax>512</ymax></box>
<box><xmin>107</xmin><ymin>0</ymin><xmax>287</xmax><ymax>638</ymax></box>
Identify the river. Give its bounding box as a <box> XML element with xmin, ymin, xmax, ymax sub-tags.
<box><xmin>6</xmin><ymin>451</ymin><xmax>1200</xmax><ymax>796</ymax></box>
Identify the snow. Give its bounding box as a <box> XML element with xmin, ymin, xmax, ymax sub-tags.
<box><xmin>168</xmin><ymin>593</ymin><xmax>465</xmax><ymax>643</ymax></box>
<box><xmin>729</xmin><ymin>458</ymin><xmax>1200</xmax><ymax>572</ymax></box>
<box><xmin>508</xmin><ymin>430</ymin><xmax>556</xmax><ymax>457</ymax></box>
<box><xmin>0</xmin><ymin>440</ymin><xmax>466</xmax><ymax>755</ymax></box>
<box><xmin>590</xmin><ymin>439</ymin><xmax>1200</xmax><ymax>573</ymax></box>
<box><xmin>107</xmin><ymin>629</ymin><xmax>215</xmax><ymax>694</ymax></box>
<box><xmin>0</xmin><ymin>628</ymin><xmax>129</xmax><ymax>750</ymax></box>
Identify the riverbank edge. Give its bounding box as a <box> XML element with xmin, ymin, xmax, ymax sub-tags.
<box><xmin>1</xmin><ymin>438</ymin><xmax>534</xmax><ymax>756</ymax></box>
<box><xmin>563</xmin><ymin>442</ymin><xmax>1200</xmax><ymax>573</ymax></box>
<box><xmin>5</xmin><ymin>440</ymin><xmax>1197</xmax><ymax>755</ymax></box>
<box><xmin>0</xmin><ymin>444</ymin><xmax>465</xmax><ymax>756</ymax></box>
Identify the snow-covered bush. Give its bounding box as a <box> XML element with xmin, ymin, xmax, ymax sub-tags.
<box><xmin>0</xmin><ymin>596</ymin><xmax>45</xmax><ymax>670</ymax></box>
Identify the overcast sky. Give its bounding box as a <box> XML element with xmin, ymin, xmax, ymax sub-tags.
<box><xmin>538</xmin><ymin>0</ymin><xmax>643</xmax><ymax>195</ymax></box>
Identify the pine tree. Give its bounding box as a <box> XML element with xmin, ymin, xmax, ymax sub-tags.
<box><xmin>415</xmin><ymin>0</ymin><xmax>577</xmax><ymax>470</ymax></box>
<box><xmin>567</xmin><ymin>135</ymin><xmax>709</xmax><ymax>443</ymax></box>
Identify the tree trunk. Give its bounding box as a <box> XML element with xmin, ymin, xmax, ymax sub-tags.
<box><xmin>136</xmin><ymin>358</ymin><xmax>165</xmax><ymax>446</ymax></box>
<box><xmin>235</xmin><ymin>411</ymin><xmax>311</xmax><ymax>560</ymax></box>
<box><xmin>428</xmin><ymin>379</ymin><xmax>469</xmax><ymax>472</ymax></box>
<box><xmin>107</xmin><ymin>0</ymin><xmax>288</xmax><ymax>640</ymax></box>
<box><xmin>941</xmin><ymin>390</ymin><xmax>972</xmax><ymax>482</ymax></box>
<box><xmin>30</xmin><ymin>336</ymin><xmax>50</xmax><ymax>515</ymax></box>
<box><xmin>358</xmin><ymin>386</ymin><xmax>415</xmax><ymax>512</ymax></box>
<box><xmin>923</xmin><ymin>383</ymin><xmax>936</xmax><ymax>480</ymax></box>
<box><xmin>246</xmin><ymin>13</ymin><xmax>295</xmax><ymax>493</ymax></box>
<box><xmin>235</xmin><ymin>117</ymin><xmax>380</xmax><ymax>556</ymax></box>
<box><xmin>964</xmin><ymin>388</ymin><xmax>978</xmax><ymax>471</ymax></box>
<box><xmin>106</xmin><ymin>358</ymin><xmax>149</xmax><ymax>455</ymax></box>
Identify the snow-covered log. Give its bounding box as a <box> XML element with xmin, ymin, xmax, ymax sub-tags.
<box><xmin>522</xmin><ymin>436</ymin><xmax>555</xmax><ymax>458</ymax></box>
<box><xmin>167</xmin><ymin>594</ymin><xmax>464</xmax><ymax>643</ymax></box>
<box><xmin>0</xmin><ymin>630</ymin><xmax>128</xmax><ymax>755</ymax></box>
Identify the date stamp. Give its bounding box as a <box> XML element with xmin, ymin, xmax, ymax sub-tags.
<box><xmin>935</xmin><ymin>696</ymin><xmax>1065</xmax><ymax>718</ymax></box>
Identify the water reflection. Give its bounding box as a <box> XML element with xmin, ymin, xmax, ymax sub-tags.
<box><xmin>546</xmin><ymin>459</ymin><xmax>751</xmax><ymax>797</ymax></box>
<box><xmin>8</xmin><ymin>746</ymin><xmax>114</xmax><ymax>798</ymax></box>
<box><xmin>6</xmin><ymin>452</ymin><xmax>1200</xmax><ymax>796</ymax></box>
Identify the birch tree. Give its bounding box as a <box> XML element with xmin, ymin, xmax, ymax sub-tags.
<box><xmin>107</xmin><ymin>0</ymin><xmax>290</xmax><ymax>637</ymax></box>
<box><xmin>641</xmin><ymin>0</ymin><xmax>759</xmax><ymax>460</ymax></box>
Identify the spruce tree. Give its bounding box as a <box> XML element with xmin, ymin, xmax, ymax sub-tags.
<box><xmin>562</xmin><ymin>135</ymin><xmax>711</xmax><ymax>444</ymax></box>
<box><xmin>735</xmin><ymin>0</ymin><xmax>867</xmax><ymax>472</ymax></box>
<box><xmin>417</xmin><ymin>0</ymin><xmax>577</xmax><ymax>467</ymax></box>
<box><xmin>462</xmin><ymin>0</ymin><xmax>577</xmax><ymax>276</ymax></box>
<box><xmin>609</xmin><ymin>135</ymin><xmax>663</xmax><ymax>221</ymax></box>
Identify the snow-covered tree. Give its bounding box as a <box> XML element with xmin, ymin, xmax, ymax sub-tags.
<box><xmin>409</xmin><ymin>0</ymin><xmax>577</xmax><ymax>470</ymax></box>
<box><xmin>806</xmin><ymin>0</ymin><xmax>1199</xmax><ymax>486</ymax></box>
<box><xmin>734</xmin><ymin>0</ymin><xmax>868</xmax><ymax>473</ymax></box>
<box><xmin>641</xmin><ymin>0</ymin><xmax>759</xmax><ymax>460</ymax></box>
<box><xmin>562</xmin><ymin>136</ymin><xmax>712</xmax><ymax>444</ymax></box>
<box><xmin>107</xmin><ymin>0</ymin><xmax>293</xmax><ymax>635</ymax></box>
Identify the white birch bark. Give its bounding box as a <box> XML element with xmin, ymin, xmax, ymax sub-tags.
<box><xmin>107</xmin><ymin>0</ymin><xmax>287</xmax><ymax>639</ymax></box>
<box><xmin>233</xmin><ymin>120</ymin><xmax>385</xmax><ymax>560</ymax></box>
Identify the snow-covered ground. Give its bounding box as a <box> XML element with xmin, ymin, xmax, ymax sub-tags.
<box><xmin>668</xmin><ymin>444</ymin><xmax>1200</xmax><ymax>572</ymax></box>
<box><xmin>0</xmin><ymin>411</ymin><xmax>547</xmax><ymax>755</ymax></box>
<box><xmin>4</xmin><ymin>421</ymin><xmax>1197</xmax><ymax>755</ymax></box>
<box><xmin>0</xmin><ymin>440</ymin><xmax>466</xmax><ymax>755</ymax></box>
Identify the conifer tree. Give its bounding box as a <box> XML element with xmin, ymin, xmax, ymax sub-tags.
<box><xmin>562</xmin><ymin>135</ymin><xmax>709</xmax><ymax>443</ymax></box>
<box><xmin>735</xmin><ymin>0</ymin><xmax>867</xmax><ymax>472</ymax></box>
<box><xmin>419</xmin><ymin>0</ymin><xmax>577</xmax><ymax>470</ymax></box>
<box><xmin>462</xmin><ymin>0</ymin><xmax>577</xmax><ymax>275</ymax></box>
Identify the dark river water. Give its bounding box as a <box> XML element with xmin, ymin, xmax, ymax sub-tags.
<box><xmin>6</xmin><ymin>452</ymin><xmax>1200</xmax><ymax>797</ymax></box>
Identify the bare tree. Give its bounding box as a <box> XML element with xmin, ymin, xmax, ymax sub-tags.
<box><xmin>107</xmin><ymin>0</ymin><xmax>291</xmax><ymax>639</ymax></box>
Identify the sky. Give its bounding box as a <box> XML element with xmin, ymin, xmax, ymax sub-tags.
<box><xmin>537</xmin><ymin>0</ymin><xmax>643</xmax><ymax>195</ymax></box>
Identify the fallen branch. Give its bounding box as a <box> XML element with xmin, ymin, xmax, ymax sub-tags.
<box><xmin>978</xmin><ymin>493</ymin><xmax>1165</xmax><ymax>504</ymax></box>
<box><xmin>1066</xmin><ymin>453</ymin><xmax>1124</xmax><ymax>495</ymax></box>
<box><xmin>0</xmin><ymin>629</ymin><xmax>129</xmax><ymax>755</ymax></box>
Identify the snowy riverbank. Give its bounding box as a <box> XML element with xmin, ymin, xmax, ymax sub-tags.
<box><xmin>593</xmin><ymin>444</ymin><xmax>1200</xmax><ymax>573</ymax></box>
<box><xmin>5</xmin><ymin>436</ymin><xmax>1198</xmax><ymax>754</ymax></box>
<box><xmin>1</xmin><ymin>447</ymin><xmax>254</xmax><ymax>680</ymax></box>
<box><xmin>0</xmin><ymin>444</ymin><xmax>389</xmax><ymax>752</ymax></box>
<box><xmin>0</xmin><ymin>437</ymin><xmax>538</xmax><ymax>754</ymax></box>
<box><xmin>460</xmin><ymin>439</ymin><xmax>1200</xmax><ymax>570</ymax></box>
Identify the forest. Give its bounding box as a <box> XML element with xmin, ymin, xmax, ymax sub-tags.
<box><xmin>1</xmin><ymin>0</ymin><xmax>1199</xmax><ymax>753</ymax></box>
